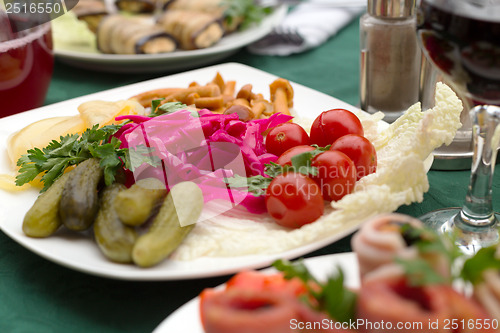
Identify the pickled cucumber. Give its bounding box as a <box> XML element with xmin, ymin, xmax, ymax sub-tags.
<box><xmin>132</xmin><ymin>181</ymin><xmax>203</xmax><ymax>267</ymax></box>
<box><xmin>59</xmin><ymin>158</ymin><xmax>103</xmax><ymax>231</ymax></box>
<box><xmin>22</xmin><ymin>172</ymin><xmax>71</xmax><ymax>238</ymax></box>
<box><xmin>94</xmin><ymin>183</ymin><xmax>138</xmax><ymax>263</ymax></box>
<box><xmin>114</xmin><ymin>178</ymin><xmax>167</xmax><ymax>227</ymax></box>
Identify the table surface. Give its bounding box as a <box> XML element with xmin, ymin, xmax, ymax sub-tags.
<box><xmin>2</xmin><ymin>14</ymin><xmax>500</xmax><ymax>333</ymax></box>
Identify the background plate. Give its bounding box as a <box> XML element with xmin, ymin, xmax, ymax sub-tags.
<box><xmin>54</xmin><ymin>6</ymin><xmax>287</xmax><ymax>73</ymax></box>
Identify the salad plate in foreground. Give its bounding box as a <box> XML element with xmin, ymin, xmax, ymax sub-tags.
<box><xmin>0</xmin><ymin>62</ymin><xmax>458</xmax><ymax>280</ymax></box>
<box><xmin>153</xmin><ymin>252</ymin><xmax>359</xmax><ymax>332</ymax></box>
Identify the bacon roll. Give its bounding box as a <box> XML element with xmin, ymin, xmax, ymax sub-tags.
<box><xmin>351</xmin><ymin>213</ymin><xmax>451</xmax><ymax>281</ymax></box>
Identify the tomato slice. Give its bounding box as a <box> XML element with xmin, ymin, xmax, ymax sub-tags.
<box><xmin>265</xmin><ymin>172</ymin><xmax>324</xmax><ymax>228</ymax></box>
<box><xmin>330</xmin><ymin>134</ymin><xmax>377</xmax><ymax>180</ymax></box>
<box><xmin>310</xmin><ymin>109</ymin><xmax>364</xmax><ymax>147</ymax></box>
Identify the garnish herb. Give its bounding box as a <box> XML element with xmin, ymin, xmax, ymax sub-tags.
<box><xmin>223</xmin><ymin>0</ymin><xmax>274</xmax><ymax>30</ymax></box>
<box><xmin>16</xmin><ymin>125</ymin><xmax>127</xmax><ymax>192</ymax></box>
<box><xmin>394</xmin><ymin>224</ymin><xmax>463</xmax><ymax>286</ymax></box>
<box><xmin>226</xmin><ymin>145</ymin><xmax>329</xmax><ymax>196</ymax></box>
<box><xmin>16</xmin><ymin>100</ymin><xmax>195</xmax><ymax>192</ymax></box>
<box><xmin>460</xmin><ymin>246</ymin><xmax>500</xmax><ymax>285</ymax></box>
<box><xmin>149</xmin><ymin>100</ymin><xmax>187</xmax><ymax>117</ymax></box>
<box><xmin>273</xmin><ymin>258</ymin><xmax>357</xmax><ymax>324</ymax></box>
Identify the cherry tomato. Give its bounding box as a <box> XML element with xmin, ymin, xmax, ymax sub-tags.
<box><xmin>310</xmin><ymin>150</ymin><xmax>356</xmax><ymax>201</ymax></box>
<box><xmin>276</xmin><ymin>145</ymin><xmax>315</xmax><ymax>166</ymax></box>
<box><xmin>265</xmin><ymin>123</ymin><xmax>310</xmax><ymax>157</ymax></box>
<box><xmin>330</xmin><ymin>134</ymin><xmax>377</xmax><ymax>180</ymax></box>
<box><xmin>226</xmin><ymin>271</ymin><xmax>307</xmax><ymax>297</ymax></box>
<box><xmin>309</xmin><ymin>109</ymin><xmax>364</xmax><ymax>147</ymax></box>
<box><xmin>265</xmin><ymin>173</ymin><xmax>324</xmax><ymax>228</ymax></box>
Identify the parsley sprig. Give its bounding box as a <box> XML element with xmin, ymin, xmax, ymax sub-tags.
<box><xmin>15</xmin><ymin>101</ymin><xmax>191</xmax><ymax>192</ymax></box>
<box><xmin>273</xmin><ymin>258</ymin><xmax>357</xmax><ymax>323</ymax></box>
<box><xmin>223</xmin><ymin>0</ymin><xmax>274</xmax><ymax>30</ymax></box>
<box><xmin>16</xmin><ymin>124</ymin><xmax>127</xmax><ymax>192</ymax></box>
<box><xmin>394</xmin><ymin>224</ymin><xmax>463</xmax><ymax>286</ymax></box>
<box><xmin>150</xmin><ymin>100</ymin><xmax>188</xmax><ymax>117</ymax></box>
<box><xmin>226</xmin><ymin>145</ymin><xmax>329</xmax><ymax>196</ymax></box>
<box><xmin>461</xmin><ymin>245</ymin><xmax>500</xmax><ymax>285</ymax></box>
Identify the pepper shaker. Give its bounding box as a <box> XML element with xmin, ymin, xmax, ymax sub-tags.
<box><xmin>360</xmin><ymin>0</ymin><xmax>421</xmax><ymax>123</ymax></box>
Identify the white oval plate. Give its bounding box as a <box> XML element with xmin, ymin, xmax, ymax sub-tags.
<box><xmin>0</xmin><ymin>62</ymin><xmax>431</xmax><ymax>280</ymax></box>
<box><xmin>153</xmin><ymin>252</ymin><xmax>359</xmax><ymax>332</ymax></box>
<box><xmin>54</xmin><ymin>6</ymin><xmax>287</xmax><ymax>73</ymax></box>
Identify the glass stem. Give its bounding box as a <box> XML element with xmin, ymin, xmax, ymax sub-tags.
<box><xmin>459</xmin><ymin>105</ymin><xmax>500</xmax><ymax>227</ymax></box>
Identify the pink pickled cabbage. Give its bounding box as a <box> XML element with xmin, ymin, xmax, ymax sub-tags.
<box><xmin>115</xmin><ymin>109</ymin><xmax>292</xmax><ymax>214</ymax></box>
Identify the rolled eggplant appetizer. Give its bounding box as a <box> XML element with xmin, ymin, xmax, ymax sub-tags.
<box><xmin>72</xmin><ymin>0</ymin><xmax>109</xmax><ymax>33</ymax></box>
<box><xmin>97</xmin><ymin>15</ymin><xmax>177</xmax><ymax>54</ymax></box>
<box><xmin>165</xmin><ymin>0</ymin><xmax>243</xmax><ymax>32</ymax></box>
<box><xmin>157</xmin><ymin>9</ymin><xmax>224</xmax><ymax>50</ymax></box>
<box><xmin>115</xmin><ymin>0</ymin><xmax>168</xmax><ymax>13</ymax></box>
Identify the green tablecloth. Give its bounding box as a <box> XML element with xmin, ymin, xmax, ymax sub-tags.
<box><xmin>1</xmin><ymin>16</ymin><xmax>499</xmax><ymax>333</ymax></box>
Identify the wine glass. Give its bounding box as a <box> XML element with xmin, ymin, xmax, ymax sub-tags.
<box><xmin>416</xmin><ymin>0</ymin><xmax>500</xmax><ymax>254</ymax></box>
<box><xmin>0</xmin><ymin>6</ymin><xmax>54</xmax><ymax>118</ymax></box>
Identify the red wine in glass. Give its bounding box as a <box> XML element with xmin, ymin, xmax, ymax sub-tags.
<box><xmin>418</xmin><ymin>0</ymin><xmax>500</xmax><ymax>105</ymax></box>
<box><xmin>0</xmin><ymin>12</ymin><xmax>54</xmax><ymax>118</ymax></box>
<box><xmin>417</xmin><ymin>0</ymin><xmax>500</xmax><ymax>254</ymax></box>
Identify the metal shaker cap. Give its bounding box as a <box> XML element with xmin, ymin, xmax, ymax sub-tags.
<box><xmin>368</xmin><ymin>0</ymin><xmax>416</xmax><ymax>18</ymax></box>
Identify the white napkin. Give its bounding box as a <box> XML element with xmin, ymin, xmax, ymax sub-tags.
<box><xmin>248</xmin><ymin>1</ymin><xmax>366</xmax><ymax>56</ymax></box>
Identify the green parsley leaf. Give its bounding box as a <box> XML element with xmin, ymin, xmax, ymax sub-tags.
<box><xmin>394</xmin><ymin>224</ymin><xmax>463</xmax><ymax>286</ymax></box>
<box><xmin>16</xmin><ymin>124</ymin><xmax>127</xmax><ymax>192</ymax></box>
<box><xmin>226</xmin><ymin>174</ymin><xmax>273</xmax><ymax>196</ymax></box>
<box><xmin>273</xmin><ymin>258</ymin><xmax>357</xmax><ymax>323</ymax></box>
<box><xmin>273</xmin><ymin>258</ymin><xmax>318</xmax><ymax>284</ymax></box>
<box><xmin>223</xmin><ymin>146</ymin><xmax>328</xmax><ymax>197</ymax></box>
<box><xmin>151</xmin><ymin>98</ymin><xmax>165</xmax><ymax>113</ymax></box>
<box><xmin>264</xmin><ymin>162</ymin><xmax>292</xmax><ymax>178</ymax></box>
<box><xmin>222</xmin><ymin>0</ymin><xmax>274</xmax><ymax>30</ymax></box>
<box><xmin>395</xmin><ymin>257</ymin><xmax>448</xmax><ymax>286</ymax></box>
<box><xmin>158</xmin><ymin>101</ymin><xmax>188</xmax><ymax>114</ymax></box>
<box><xmin>127</xmin><ymin>144</ymin><xmax>161</xmax><ymax>171</ymax></box>
<box><xmin>461</xmin><ymin>246</ymin><xmax>500</xmax><ymax>285</ymax></box>
<box><xmin>148</xmin><ymin>101</ymin><xmax>187</xmax><ymax>117</ymax></box>
<box><xmin>321</xmin><ymin>269</ymin><xmax>357</xmax><ymax>323</ymax></box>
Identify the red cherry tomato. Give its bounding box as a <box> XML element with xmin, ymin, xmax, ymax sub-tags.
<box><xmin>226</xmin><ymin>271</ymin><xmax>307</xmax><ymax>297</ymax></box>
<box><xmin>265</xmin><ymin>123</ymin><xmax>310</xmax><ymax>157</ymax></box>
<box><xmin>265</xmin><ymin>173</ymin><xmax>324</xmax><ymax>229</ymax></box>
<box><xmin>330</xmin><ymin>134</ymin><xmax>377</xmax><ymax>180</ymax></box>
<box><xmin>276</xmin><ymin>145</ymin><xmax>315</xmax><ymax>166</ymax></box>
<box><xmin>310</xmin><ymin>109</ymin><xmax>364</xmax><ymax>147</ymax></box>
<box><xmin>310</xmin><ymin>150</ymin><xmax>356</xmax><ymax>201</ymax></box>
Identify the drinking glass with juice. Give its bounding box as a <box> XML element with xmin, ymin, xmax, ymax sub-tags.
<box><xmin>0</xmin><ymin>10</ymin><xmax>54</xmax><ymax>118</ymax></box>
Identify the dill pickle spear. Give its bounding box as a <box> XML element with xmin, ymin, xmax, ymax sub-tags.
<box><xmin>22</xmin><ymin>172</ymin><xmax>71</xmax><ymax>238</ymax></box>
<box><xmin>114</xmin><ymin>178</ymin><xmax>167</xmax><ymax>227</ymax></box>
<box><xmin>94</xmin><ymin>183</ymin><xmax>138</xmax><ymax>263</ymax></box>
<box><xmin>59</xmin><ymin>158</ymin><xmax>103</xmax><ymax>231</ymax></box>
<box><xmin>132</xmin><ymin>181</ymin><xmax>203</xmax><ymax>268</ymax></box>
